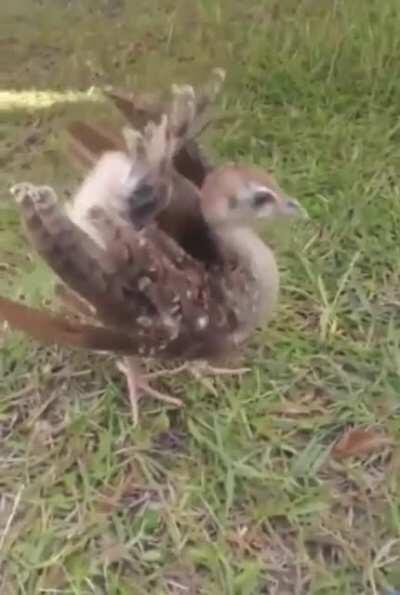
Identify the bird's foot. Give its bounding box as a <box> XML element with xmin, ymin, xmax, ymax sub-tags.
<box><xmin>147</xmin><ymin>361</ymin><xmax>250</xmax><ymax>396</ymax></box>
<box><xmin>145</xmin><ymin>363</ymin><xmax>189</xmax><ymax>380</ymax></box>
<box><xmin>117</xmin><ymin>357</ymin><xmax>183</xmax><ymax>426</ymax></box>
<box><xmin>185</xmin><ymin>361</ymin><xmax>251</xmax><ymax>396</ymax></box>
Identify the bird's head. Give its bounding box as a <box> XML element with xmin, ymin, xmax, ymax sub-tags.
<box><xmin>200</xmin><ymin>164</ymin><xmax>307</xmax><ymax>228</ymax></box>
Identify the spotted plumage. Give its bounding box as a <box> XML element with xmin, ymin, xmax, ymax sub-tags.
<box><xmin>1</xmin><ymin>68</ymin><xmax>306</xmax><ymax>423</ymax></box>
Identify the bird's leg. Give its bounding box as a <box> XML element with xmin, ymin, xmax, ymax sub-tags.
<box><xmin>145</xmin><ymin>363</ymin><xmax>189</xmax><ymax>379</ymax></box>
<box><xmin>146</xmin><ymin>361</ymin><xmax>250</xmax><ymax>396</ymax></box>
<box><xmin>185</xmin><ymin>361</ymin><xmax>251</xmax><ymax>397</ymax></box>
<box><xmin>146</xmin><ymin>361</ymin><xmax>250</xmax><ymax>397</ymax></box>
<box><xmin>117</xmin><ymin>356</ymin><xmax>183</xmax><ymax>425</ymax></box>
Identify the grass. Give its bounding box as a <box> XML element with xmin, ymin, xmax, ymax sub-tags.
<box><xmin>1</xmin><ymin>0</ymin><xmax>400</xmax><ymax>592</ymax></box>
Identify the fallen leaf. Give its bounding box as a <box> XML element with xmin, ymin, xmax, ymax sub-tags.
<box><xmin>331</xmin><ymin>426</ymin><xmax>393</xmax><ymax>460</ymax></box>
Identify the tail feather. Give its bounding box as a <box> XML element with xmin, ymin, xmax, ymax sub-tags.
<box><xmin>54</xmin><ymin>283</ymin><xmax>97</xmax><ymax>319</ymax></box>
<box><xmin>0</xmin><ymin>295</ymin><xmax>136</xmax><ymax>353</ymax></box>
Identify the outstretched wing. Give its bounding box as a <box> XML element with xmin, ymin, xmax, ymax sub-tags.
<box><xmin>102</xmin><ymin>87</ymin><xmax>164</xmax><ymax>130</ymax></box>
<box><xmin>67</xmin><ymin>78</ymin><xmax>223</xmax><ymax>267</ymax></box>
<box><xmin>66</xmin><ymin>120</ymin><xmax>212</xmax><ymax>190</ymax></box>
<box><xmin>2</xmin><ymin>69</ymin><xmax>239</xmax><ymax>359</ymax></box>
<box><xmin>7</xmin><ymin>182</ymin><xmax>235</xmax><ymax>360</ymax></box>
<box><xmin>67</xmin><ymin>69</ymin><xmax>224</xmax><ymax>188</ymax></box>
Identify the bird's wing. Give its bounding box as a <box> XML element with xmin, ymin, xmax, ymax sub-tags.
<box><xmin>105</xmin><ymin>69</ymin><xmax>226</xmax><ymax>184</ymax></box>
<box><xmin>67</xmin><ymin>118</ymin><xmax>214</xmax><ymax>206</ymax></box>
<box><xmin>67</xmin><ymin>68</ymin><xmax>224</xmax><ymax>188</ymax></box>
<box><xmin>67</xmin><ymin>120</ymin><xmax>126</xmax><ymax>169</ymax></box>
<box><xmin>102</xmin><ymin>87</ymin><xmax>164</xmax><ymax>130</ymax></box>
<box><xmin>67</xmin><ymin>77</ymin><xmax>223</xmax><ymax>267</ymax></box>
<box><xmin>1</xmin><ymin>70</ymin><xmax>240</xmax><ymax>359</ymax></box>
<box><xmin>105</xmin><ymin>68</ymin><xmax>225</xmax><ymax>145</ymax></box>
<box><xmin>5</xmin><ymin>181</ymin><xmax>235</xmax><ymax>360</ymax></box>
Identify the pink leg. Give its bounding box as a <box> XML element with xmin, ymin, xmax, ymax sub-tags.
<box><xmin>186</xmin><ymin>361</ymin><xmax>251</xmax><ymax>396</ymax></box>
<box><xmin>117</xmin><ymin>357</ymin><xmax>183</xmax><ymax>425</ymax></box>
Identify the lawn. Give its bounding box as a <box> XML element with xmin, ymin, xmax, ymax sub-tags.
<box><xmin>1</xmin><ymin>0</ymin><xmax>400</xmax><ymax>593</ymax></box>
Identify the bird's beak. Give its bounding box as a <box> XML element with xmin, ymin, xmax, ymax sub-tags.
<box><xmin>279</xmin><ymin>197</ymin><xmax>309</xmax><ymax>219</ymax></box>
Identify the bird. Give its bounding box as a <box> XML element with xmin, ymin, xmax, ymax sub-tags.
<box><xmin>0</xmin><ymin>69</ymin><xmax>306</xmax><ymax>424</ymax></box>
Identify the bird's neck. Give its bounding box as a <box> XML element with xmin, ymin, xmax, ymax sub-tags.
<box><xmin>215</xmin><ymin>224</ymin><xmax>280</xmax><ymax>324</ymax></box>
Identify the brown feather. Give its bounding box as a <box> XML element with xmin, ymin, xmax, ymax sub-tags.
<box><xmin>54</xmin><ymin>283</ymin><xmax>97</xmax><ymax>319</ymax></box>
<box><xmin>67</xmin><ymin>120</ymin><xmax>125</xmax><ymax>169</ymax></box>
<box><xmin>156</xmin><ymin>171</ymin><xmax>221</xmax><ymax>265</ymax></box>
<box><xmin>103</xmin><ymin>88</ymin><xmax>164</xmax><ymax>129</ymax></box>
<box><xmin>15</xmin><ymin>185</ymin><xmax>122</xmax><ymax>314</ymax></box>
<box><xmin>11</xmin><ymin>182</ymin><xmax>244</xmax><ymax>361</ymax></box>
<box><xmin>5</xmin><ymin>70</ymin><xmax>283</xmax><ymax>370</ymax></box>
<box><xmin>172</xmin><ymin>138</ymin><xmax>212</xmax><ymax>188</ymax></box>
<box><xmin>0</xmin><ymin>295</ymin><xmax>137</xmax><ymax>353</ymax></box>
<box><xmin>65</xmin><ymin>122</ymin><xmax>220</xmax><ymax>265</ymax></box>
<box><xmin>103</xmin><ymin>76</ymin><xmax>220</xmax><ymax>186</ymax></box>
<box><xmin>67</xmin><ymin>118</ymin><xmax>212</xmax><ymax>189</ymax></box>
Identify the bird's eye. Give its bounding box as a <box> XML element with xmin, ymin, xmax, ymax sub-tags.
<box><xmin>253</xmin><ymin>191</ymin><xmax>275</xmax><ymax>208</ymax></box>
